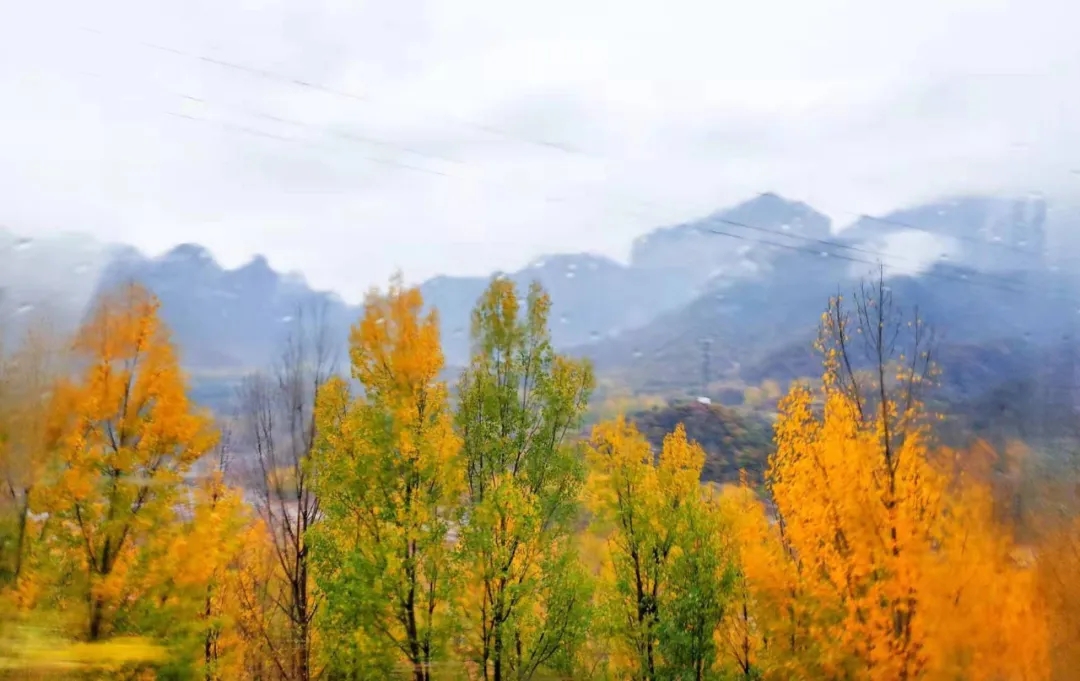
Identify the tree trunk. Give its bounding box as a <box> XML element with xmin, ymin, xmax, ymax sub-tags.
<box><xmin>89</xmin><ymin>595</ymin><xmax>105</xmax><ymax>641</ymax></box>
<box><xmin>12</xmin><ymin>496</ymin><xmax>29</xmax><ymax>579</ymax></box>
<box><xmin>493</xmin><ymin>622</ymin><xmax>504</xmax><ymax>681</ymax></box>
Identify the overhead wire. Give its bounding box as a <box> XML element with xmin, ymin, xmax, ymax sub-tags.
<box><xmin>72</xmin><ymin>23</ymin><xmax>594</xmax><ymax>159</ymax></box>
<box><xmin>21</xmin><ymin>65</ymin><xmax>1071</xmax><ymax>304</ymax></box>
<box><xmin>12</xmin><ymin>19</ymin><xmax>1079</xmax><ymax>336</ymax></box>
<box><xmin>27</xmin><ymin>26</ymin><xmax>1069</xmax><ymax>287</ymax></box>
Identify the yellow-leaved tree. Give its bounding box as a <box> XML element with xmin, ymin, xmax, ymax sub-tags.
<box><xmin>759</xmin><ymin>272</ymin><xmax>1049</xmax><ymax>680</ymax></box>
<box><xmin>39</xmin><ymin>282</ymin><xmax>218</xmax><ymax>643</ymax></box>
<box><xmin>0</xmin><ymin>315</ymin><xmax>65</xmax><ymax>593</ymax></box>
<box><xmin>310</xmin><ymin>274</ymin><xmax>463</xmax><ymax>681</ymax></box>
<box><xmin>454</xmin><ymin>278</ymin><xmax>595</xmax><ymax>681</ymax></box>
<box><xmin>132</xmin><ymin>426</ymin><xmax>254</xmax><ymax>680</ymax></box>
<box><xmin>586</xmin><ymin>416</ymin><xmax>734</xmax><ymax>681</ymax></box>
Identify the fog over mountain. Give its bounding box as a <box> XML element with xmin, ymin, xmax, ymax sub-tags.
<box><xmin>3</xmin><ymin>192</ymin><xmax>1073</xmax><ymax>399</ymax></box>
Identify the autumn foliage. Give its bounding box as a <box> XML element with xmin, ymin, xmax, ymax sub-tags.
<box><xmin>0</xmin><ymin>274</ymin><xmax>1075</xmax><ymax>680</ymax></box>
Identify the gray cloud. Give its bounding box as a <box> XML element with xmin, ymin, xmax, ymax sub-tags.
<box><xmin>2</xmin><ymin>0</ymin><xmax>1080</xmax><ymax>303</ymax></box>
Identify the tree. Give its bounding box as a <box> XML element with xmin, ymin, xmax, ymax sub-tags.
<box><xmin>309</xmin><ymin>275</ymin><xmax>463</xmax><ymax>680</ymax></box>
<box><xmin>586</xmin><ymin>417</ymin><xmax>733</xmax><ymax>680</ymax></box>
<box><xmin>455</xmin><ymin>278</ymin><xmax>595</xmax><ymax>681</ymax></box>
<box><xmin>0</xmin><ymin>315</ymin><xmax>64</xmax><ymax>589</ymax></box>
<box><xmin>237</xmin><ymin>302</ymin><xmax>336</xmax><ymax>681</ymax></box>
<box><xmin>39</xmin><ymin>282</ymin><xmax>218</xmax><ymax>641</ymax></box>
<box><xmin>763</xmin><ymin>273</ymin><xmax>1048</xmax><ymax>680</ymax></box>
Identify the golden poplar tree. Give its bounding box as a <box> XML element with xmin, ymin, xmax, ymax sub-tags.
<box><xmin>586</xmin><ymin>416</ymin><xmax>733</xmax><ymax>680</ymax></box>
<box><xmin>762</xmin><ymin>275</ymin><xmax>1049</xmax><ymax>680</ymax></box>
<box><xmin>310</xmin><ymin>274</ymin><xmax>463</xmax><ymax>681</ymax></box>
<box><xmin>454</xmin><ymin>278</ymin><xmax>595</xmax><ymax>681</ymax></box>
<box><xmin>40</xmin><ymin>282</ymin><xmax>218</xmax><ymax>641</ymax></box>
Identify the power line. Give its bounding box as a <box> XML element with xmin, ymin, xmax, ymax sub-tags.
<box><xmin>164</xmin><ymin>111</ymin><xmax>450</xmax><ymax>178</ymax></box>
<box><xmin>72</xmin><ymin>23</ymin><xmax>593</xmax><ymax>159</ymax></box>
<box><xmin>76</xmin><ymin>68</ymin><xmax>462</xmax><ymax>168</ymax></box>
<box><xmin>698</xmin><ymin>224</ymin><xmax>1027</xmax><ymax>294</ymax></box>
<box><xmin>32</xmin><ymin>38</ymin><xmax>1075</xmax><ymax>272</ymax></box>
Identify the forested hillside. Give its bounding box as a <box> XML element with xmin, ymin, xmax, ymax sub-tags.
<box><xmin>2</xmin><ymin>273</ymin><xmax>1078</xmax><ymax>680</ymax></box>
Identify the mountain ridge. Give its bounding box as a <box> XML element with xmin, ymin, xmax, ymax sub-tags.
<box><xmin>2</xmin><ymin>192</ymin><xmax>1067</xmax><ymax>411</ymax></box>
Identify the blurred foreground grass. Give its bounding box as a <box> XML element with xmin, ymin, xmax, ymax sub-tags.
<box><xmin>0</xmin><ymin>621</ymin><xmax>164</xmax><ymax>678</ymax></box>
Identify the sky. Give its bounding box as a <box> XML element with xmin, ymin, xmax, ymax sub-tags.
<box><xmin>3</xmin><ymin>0</ymin><xmax>1080</xmax><ymax>303</ymax></box>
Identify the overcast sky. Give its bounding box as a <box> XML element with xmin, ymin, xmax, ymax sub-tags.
<box><xmin>3</xmin><ymin>0</ymin><xmax>1080</xmax><ymax>303</ymax></box>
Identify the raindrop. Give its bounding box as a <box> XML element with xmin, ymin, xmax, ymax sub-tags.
<box><xmin>559</xmin><ymin>315</ymin><xmax>569</xmax><ymax>325</ymax></box>
<box><xmin>567</xmin><ymin>263</ymin><xmax>577</xmax><ymax>271</ymax></box>
<box><xmin>820</xmin><ymin>251</ymin><xmax>829</xmax><ymax>258</ymax></box>
<box><xmin>281</xmin><ymin>315</ymin><xmax>294</xmax><ymax>323</ymax></box>
<box><xmin>375</xmin><ymin>317</ymin><xmax>385</xmax><ymax>325</ymax></box>
<box><xmin>451</xmin><ymin>327</ymin><xmax>464</xmax><ymax>337</ymax></box>
<box><xmin>14</xmin><ymin>238</ymin><xmax>31</xmax><ymax>251</ymax></box>
<box><xmin>780</xmin><ymin>223</ymin><xmax>791</xmax><ymax>231</ymax></box>
<box><xmin>589</xmin><ymin>330</ymin><xmax>601</xmax><ymax>341</ymax></box>
<box><xmin>74</xmin><ymin>263</ymin><xmax>90</xmax><ymax>275</ymax></box>
<box><xmin>632</xmin><ymin>349</ymin><xmax>644</xmax><ymax>359</ymax></box>
<box><xmin>566</xmin><ymin>271</ymin><xmax>575</xmax><ymax>279</ymax></box>
<box><xmin>15</xmin><ymin>303</ymin><xmax>33</xmax><ymax>315</ymax></box>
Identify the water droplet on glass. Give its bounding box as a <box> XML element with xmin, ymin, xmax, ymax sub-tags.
<box><xmin>566</xmin><ymin>271</ymin><xmax>575</xmax><ymax>279</ymax></box>
<box><xmin>632</xmin><ymin>349</ymin><xmax>644</xmax><ymax>359</ymax></box>
<box><xmin>15</xmin><ymin>303</ymin><xmax>33</xmax><ymax>315</ymax></box>
<box><xmin>589</xmin><ymin>330</ymin><xmax>600</xmax><ymax>341</ymax></box>
<box><xmin>14</xmin><ymin>238</ymin><xmax>31</xmax><ymax>251</ymax></box>
<box><xmin>74</xmin><ymin>263</ymin><xmax>90</xmax><ymax>274</ymax></box>
<box><xmin>820</xmin><ymin>251</ymin><xmax>829</xmax><ymax>258</ymax></box>
<box><xmin>281</xmin><ymin>315</ymin><xmax>294</xmax><ymax>323</ymax></box>
<box><xmin>451</xmin><ymin>327</ymin><xmax>464</xmax><ymax>337</ymax></box>
<box><xmin>559</xmin><ymin>315</ymin><xmax>569</xmax><ymax>325</ymax></box>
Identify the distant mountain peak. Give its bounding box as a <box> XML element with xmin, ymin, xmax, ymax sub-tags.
<box><xmin>162</xmin><ymin>243</ymin><xmax>216</xmax><ymax>265</ymax></box>
<box><xmin>525</xmin><ymin>252</ymin><xmax>623</xmax><ymax>272</ymax></box>
<box><xmin>241</xmin><ymin>254</ymin><xmax>272</xmax><ymax>271</ymax></box>
<box><xmin>711</xmin><ymin>192</ymin><xmax>831</xmax><ymax>236</ymax></box>
<box><xmin>734</xmin><ymin>191</ymin><xmax>809</xmax><ymax>212</ymax></box>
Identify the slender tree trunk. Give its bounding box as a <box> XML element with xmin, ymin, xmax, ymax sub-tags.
<box><xmin>12</xmin><ymin>495</ymin><xmax>29</xmax><ymax>579</ymax></box>
<box><xmin>493</xmin><ymin>620</ymin><xmax>504</xmax><ymax>681</ymax></box>
<box><xmin>204</xmin><ymin>588</ymin><xmax>217</xmax><ymax>681</ymax></box>
<box><xmin>89</xmin><ymin>594</ymin><xmax>105</xmax><ymax>641</ymax></box>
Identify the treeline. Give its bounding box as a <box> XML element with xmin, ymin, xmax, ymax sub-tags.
<box><xmin>1</xmin><ymin>273</ymin><xmax>1079</xmax><ymax>680</ymax></box>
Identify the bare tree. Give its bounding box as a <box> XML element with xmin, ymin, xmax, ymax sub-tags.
<box><xmin>237</xmin><ymin>301</ymin><xmax>338</xmax><ymax>681</ymax></box>
<box><xmin>819</xmin><ymin>265</ymin><xmax>937</xmax><ymax>456</ymax></box>
<box><xmin>0</xmin><ymin>314</ymin><xmax>65</xmax><ymax>585</ymax></box>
